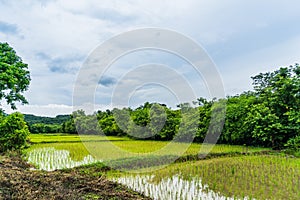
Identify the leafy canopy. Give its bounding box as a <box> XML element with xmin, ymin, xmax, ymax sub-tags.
<box><xmin>0</xmin><ymin>42</ymin><xmax>31</xmax><ymax>152</ymax></box>
<box><xmin>0</xmin><ymin>42</ymin><xmax>30</xmax><ymax>110</ymax></box>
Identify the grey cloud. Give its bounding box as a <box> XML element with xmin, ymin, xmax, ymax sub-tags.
<box><xmin>69</xmin><ymin>7</ymin><xmax>136</xmax><ymax>24</ymax></box>
<box><xmin>36</xmin><ymin>52</ymin><xmax>51</xmax><ymax>60</ymax></box>
<box><xmin>35</xmin><ymin>52</ymin><xmax>84</xmax><ymax>74</ymax></box>
<box><xmin>0</xmin><ymin>21</ymin><xmax>18</xmax><ymax>35</ymax></box>
<box><xmin>90</xmin><ymin>8</ymin><xmax>136</xmax><ymax>23</ymax></box>
<box><xmin>98</xmin><ymin>76</ymin><xmax>117</xmax><ymax>87</ymax></box>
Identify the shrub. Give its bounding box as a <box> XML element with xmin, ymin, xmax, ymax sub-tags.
<box><xmin>0</xmin><ymin>112</ymin><xmax>30</xmax><ymax>152</ymax></box>
<box><xmin>284</xmin><ymin>135</ymin><xmax>300</xmax><ymax>156</ymax></box>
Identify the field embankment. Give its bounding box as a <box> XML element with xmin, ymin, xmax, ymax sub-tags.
<box><xmin>0</xmin><ymin>153</ymin><xmax>150</xmax><ymax>200</ymax></box>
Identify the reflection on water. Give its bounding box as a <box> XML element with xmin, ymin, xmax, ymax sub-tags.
<box><xmin>26</xmin><ymin>147</ymin><xmax>98</xmax><ymax>171</ymax></box>
<box><xmin>114</xmin><ymin>175</ymin><xmax>252</xmax><ymax>200</ymax></box>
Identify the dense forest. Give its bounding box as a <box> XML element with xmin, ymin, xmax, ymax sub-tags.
<box><xmin>24</xmin><ymin>114</ymin><xmax>70</xmax><ymax>133</ymax></box>
<box><xmin>34</xmin><ymin>64</ymin><xmax>299</xmax><ymax>151</ymax></box>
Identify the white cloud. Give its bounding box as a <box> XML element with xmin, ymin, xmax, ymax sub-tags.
<box><xmin>220</xmin><ymin>35</ymin><xmax>300</xmax><ymax>95</ymax></box>
<box><xmin>2</xmin><ymin>103</ymin><xmax>128</xmax><ymax>117</ymax></box>
<box><xmin>1</xmin><ymin>0</ymin><xmax>300</xmax><ymax>116</ymax></box>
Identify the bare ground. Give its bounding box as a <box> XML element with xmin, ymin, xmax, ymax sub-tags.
<box><xmin>0</xmin><ymin>153</ymin><xmax>150</xmax><ymax>200</ymax></box>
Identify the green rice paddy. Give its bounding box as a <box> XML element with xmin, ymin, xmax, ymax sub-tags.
<box><xmin>25</xmin><ymin>134</ymin><xmax>300</xmax><ymax>200</ymax></box>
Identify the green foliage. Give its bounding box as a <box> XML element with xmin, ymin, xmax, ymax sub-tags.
<box><xmin>196</xmin><ymin>98</ymin><xmax>212</xmax><ymax>142</ymax></box>
<box><xmin>174</xmin><ymin>103</ymin><xmax>198</xmax><ymax>142</ymax></box>
<box><xmin>29</xmin><ymin>123</ymin><xmax>61</xmax><ymax>133</ymax></box>
<box><xmin>61</xmin><ymin>115</ymin><xmax>77</xmax><ymax>134</ymax></box>
<box><xmin>0</xmin><ymin>43</ymin><xmax>31</xmax><ymax>152</ymax></box>
<box><xmin>250</xmin><ymin>64</ymin><xmax>300</xmax><ymax>149</ymax></box>
<box><xmin>0</xmin><ymin>112</ymin><xmax>30</xmax><ymax>152</ymax></box>
<box><xmin>24</xmin><ymin>114</ymin><xmax>70</xmax><ymax>125</ymax></box>
<box><xmin>24</xmin><ymin>114</ymin><xmax>71</xmax><ymax>134</ymax></box>
<box><xmin>220</xmin><ymin>64</ymin><xmax>299</xmax><ymax>149</ymax></box>
<box><xmin>97</xmin><ymin>109</ymin><xmax>124</xmax><ymax>136</ymax></box>
<box><xmin>95</xmin><ymin>103</ymin><xmax>181</xmax><ymax>140</ymax></box>
<box><xmin>245</xmin><ymin>103</ymin><xmax>283</xmax><ymax>148</ymax></box>
<box><xmin>158</xmin><ymin>108</ymin><xmax>180</xmax><ymax>141</ymax></box>
<box><xmin>0</xmin><ymin>42</ymin><xmax>30</xmax><ymax>110</ymax></box>
<box><xmin>74</xmin><ymin>111</ymin><xmax>99</xmax><ymax>135</ymax></box>
<box><xmin>284</xmin><ymin>135</ymin><xmax>300</xmax><ymax>156</ymax></box>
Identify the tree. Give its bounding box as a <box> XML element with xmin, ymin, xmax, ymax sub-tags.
<box><xmin>0</xmin><ymin>43</ymin><xmax>31</xmax><ymax>152</ymax></box>
<box><xmin>61</xmin><ymin>116</ymin><xmax>77</xmax><ymax>134</ymax></box>
<box><xmin>175</xmin><ymin>103</ymin><xmax>199</xmax><ymax>142</ymax></box>
<box><xmin>0</xmin><ymin>112</ymin><xmax>30</xmax><ymax>152</ymax></box>
<box><xmin>196</xmin><ymin>97</ymin><xmax>213</xmax><ymax>142</ymax></box>
<box><xmin>0</xmin><ymin>42</ymin><xmax>31</xmax><ymax>110</ymax></box>
<box><xmin>250</xmin><ymin>64</ymin><xmax>300</xmax><ymax>149</ymax></box>
<box><xmin>221</xmin><ymin>92</ymin><xmax>257</xmax><ymax>145</ymax></box>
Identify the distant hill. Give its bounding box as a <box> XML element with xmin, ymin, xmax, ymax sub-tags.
<box><xmin>24</xmin><ymin>114</ymin><xmax>71</xmax><ymax>125</ymax></box>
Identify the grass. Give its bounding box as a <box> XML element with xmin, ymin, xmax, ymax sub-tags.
<box><xmin>28</xmin><ymin>134</ymin><xmax>268</xmax><ymax>162</ymax></box>
<box><xmin>29</xmin><ymin>133</ymin><xmax>129</xmax><ymax>143</ymax></box>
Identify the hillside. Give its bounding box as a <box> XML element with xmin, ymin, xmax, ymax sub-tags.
<box><xmin>24</xmin><ymin>114</ymin><xmax>71</xmax><ymax>125</ymax></box>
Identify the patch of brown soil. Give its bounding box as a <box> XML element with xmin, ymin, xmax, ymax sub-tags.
<box><xmin>0</xmin><ymin>154</ymin><xmax>151</xmax><ymax>200</ymax></box>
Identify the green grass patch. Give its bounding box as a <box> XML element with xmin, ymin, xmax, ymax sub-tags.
<box><xmin>29</xmin><ymin>133</ymin><xmax>128</xmax><ymax>144</ymax></box>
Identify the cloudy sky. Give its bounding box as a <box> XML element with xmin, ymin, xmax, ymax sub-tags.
<box><xmin>1</xmin><ymin>0</ymin><xmax>300</xmax><ymax>116</ymax></box>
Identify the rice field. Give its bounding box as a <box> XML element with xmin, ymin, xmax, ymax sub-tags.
<box><xmin>111</xmin><ymin>155</ymin><xmax>300</xmax><ymax>200</ymax></box>
<box><xmin>25</xmin><ymin>134</ymin><xmax>300</xmax><ymax>200</ymax></box>
<box><xmin>28</xmin><ymin>134</ymin><xmax>268</xmax><ymax>161</ymax></box>
<box><xmin>26</xmin><ymin>147</ymin><xmax>98</xmax><ymax>171</ymax></box>
<box><xmin>113</xmin><ymin>175</ymin><xmax>242</xmax><ymax>200</ymax></box>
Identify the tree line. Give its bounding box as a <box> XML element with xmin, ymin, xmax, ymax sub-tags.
<box><xmin>24</xmin><ymin>114</ymin><xmax>70</xmax><ymax>133</ymax></box>
<box><xmin>60</xmin><ymin>64</ymin><xmax>299</xmax><ymax>150</ymax></box>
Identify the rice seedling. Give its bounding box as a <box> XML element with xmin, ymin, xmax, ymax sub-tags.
<box><xmin>28</xmin><ymin>134</ymin><xmax>268</xmax><ymax>162</ymax></box>
<box><xmin>135</xmin><ymin>155</ymin><xmax>300</xmax><ymax>199</ymax></box>
<box><xmin>26</xmin><ymin>147</ymin><xmax>99</xmax><ymax>171</ymax></box>
<box><xmin>113</xmin><ymin>174</ymin><xmax>253</xmax><ymax>200</ymax></box>
<box><xmin>25</xmin><ymin>134</ymin><xmax>298</xmax><ymax>199</ymax></box>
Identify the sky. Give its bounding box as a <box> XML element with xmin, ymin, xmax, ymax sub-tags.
<box><xmin>1</xmin><ymin>0</ymin><xmax>300</xmax><ymax>116</ymax></box>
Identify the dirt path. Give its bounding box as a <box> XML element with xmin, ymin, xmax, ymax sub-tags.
<box><xmin>0</xmin><ymin>154</ymin><xmax>150</xmax><ymax>200</ymax></box>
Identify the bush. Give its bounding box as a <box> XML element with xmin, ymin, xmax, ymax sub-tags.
<box><xmin>284</xmin><ymin>135</ymin><xmax>300</xmax><ymax>156</ymax></box>
<box><xmin>0</xmin><ymin>112</ymin><xmax>30</xmax><ymax>152</ymax></box>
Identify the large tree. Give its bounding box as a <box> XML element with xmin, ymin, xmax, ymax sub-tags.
<box><xmin>249</xmin><ymin>64</ymin><xmax>300</xmax><ymax>149</ymax></box>
<box><xmin>0</xmin><ymin>42</ymin><xmax>31</xmax><ymax>110</ymax></box>
<box><xmin>0</xmin><ymin>42</ymin><xmax>31</xmax><ymax>152</ymax></box>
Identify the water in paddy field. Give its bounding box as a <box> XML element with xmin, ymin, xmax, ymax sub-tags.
<box><xmin>26</xmin><ymin>148</ymin><xmax>252</xmax><ymax>200</ymax></box>
<box><xmin>26</xmin><ymin>147</ymin><xmax>98</xmax><ymax>171</ymax></box>
<box><xmin>113</xmin><ymin>175</ymin><xmax>253</xmax><ymax>200</ymax></box>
